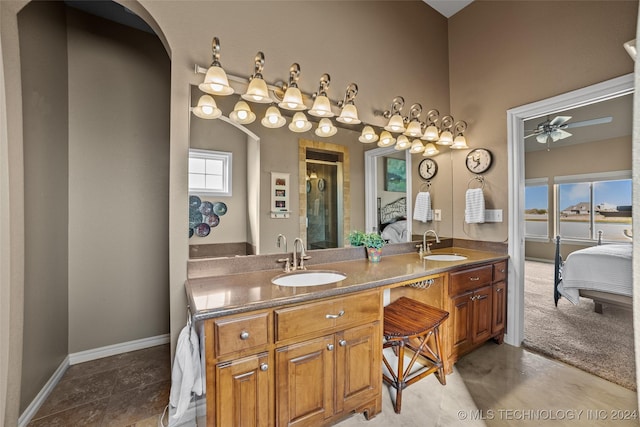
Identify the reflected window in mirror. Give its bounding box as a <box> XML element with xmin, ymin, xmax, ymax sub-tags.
<box><xmin>189</xmin><ymin>149</ymin><xmax>232</xmax><ymax>196</ymax></box>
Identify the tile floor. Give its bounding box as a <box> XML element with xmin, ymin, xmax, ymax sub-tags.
<box><xmin>28</xmin><ymin>341</ymin><xmax>638</xmax><ymax>426</ymax></box>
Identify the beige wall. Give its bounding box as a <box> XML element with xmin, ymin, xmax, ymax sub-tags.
<box><xmin>448</xmin><ymin>0</ymin><xmax>637</xmax><ymax>242</ymax></box>
<box><xmin>17</xmin><ymin>1</ymin><xmax>69</xmax><ymax>413</ymax></box>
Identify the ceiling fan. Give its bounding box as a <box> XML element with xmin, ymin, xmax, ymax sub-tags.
<box><xmin>524</xmin><ymin>115</ymin><xmax>613</xmax><ymax>144</ymax></box>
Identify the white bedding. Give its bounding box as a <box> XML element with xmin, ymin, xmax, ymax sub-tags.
<box><xmin>381</xmin><ymin>220</ymin><xmax>407</xmax><ymax>244</ymax></box>
<box><xmin>557</xmin><ymin>243</ymin><xmax>633</xmax><ymax>305</ymax></box>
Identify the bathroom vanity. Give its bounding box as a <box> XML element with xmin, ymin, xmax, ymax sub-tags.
<box><xmin>186</xmin><ymin>246</ymin><xmax>508</xmax><ymax>426</ymax></box>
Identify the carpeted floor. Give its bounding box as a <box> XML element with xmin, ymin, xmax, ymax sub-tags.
<box><xmin>523</xmin><ymin>260</ymin><xmax>636</xmax><ymax>391</ymax></box>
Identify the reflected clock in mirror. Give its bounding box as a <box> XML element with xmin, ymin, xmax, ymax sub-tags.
<box><xmin>418</xmin><ymin>158</ymin><xmax>438</xmax><ymax>180</ymax></box>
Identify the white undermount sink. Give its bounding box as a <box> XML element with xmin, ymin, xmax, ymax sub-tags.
<box><xmin>271</xmin><ymin>270</ymin><xmax>347</xmax><ymax>287</ymax></box>
<box><xmin>424</xmin><ymin>254</ymin><xmax>468</xmax><ymax>261</ymax></box>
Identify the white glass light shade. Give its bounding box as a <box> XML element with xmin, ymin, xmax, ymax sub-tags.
<box><xmin>422</xmin><ymin>143</ymin><xmax>440</xmax><ymax>156</ymax></box>
<box><xmin>437</xmin><ymin>130</ymin><xmax>453</xmax><ymax>145</ymax></box>
<box><xmin>409</xmin><ymin>139</ymin><xmax>425</xmax><ymax>153</ymax></box>
<box><xmin>377</xmin><ymin>131</ymin><xmax>396</xmax><ymax>147</ymax></box>
<box><xmin>394</xmin><ymin>135</ymin><xmax>410</xmax><ymax>150</ymax></box>
<box><xmin>241</xmin><ymin>77</ymin><xmax>271</xmax><ymax>103</ymax></box>
<box><xmin>229</xmin><ymin>101</ymin><xmax>256</xmax><ymax>124</ymax></box>
<box><xmin>199</xmin><ymin>65</ymin><xmax>234</xmax><ymax>95</ymax></box>
<box><xmin>336</xmin><ymin>104</ymin><xmax>361</xmax><ymax>124</ymax></box>
<box><xmin>536</xmin><ymin>133</ymin><xmax>548</xmax><ymax>144</ymax></box>
<box><xmin>288</xmin><ymin>112</ymin><xmax>312</xmax><ymax>132</ymax></box>
<box><xmin>278</xmin><ymin>87</ymin><xmax>307</xmax><ymax>111</ymax></box>
<box><xmin>384</xmin><ymin>114</ymin><xmax>406</xmax><ymax>133</ymax></box>
<box><xmin>315</xmin><ymin>118</ymin><xmax>338</xmax><ymax>137</ymax></box>
<box><xmin>261</xmin><ymin>106</ymin><xmax>286</xmax><ymax>128</ymax></box>
<box><xmin>358</xmin><ymin>126</ymin><xmax>378</xmax><ymax>143</ymax></box>
<box><xmin>308</xmin><ymin>95</ymin><xmax>334</xmax><ymax>117</ymax></box>
<box><xmin>192</xmin><ymin>95</ymin><xmax>221</xmax><ymax>119</ymax></box>
<box><xmin>421</xmin><ymin>124</ymin><xmax>440</xmax><ymax>141</ymax></box>
<box><xmin>404</xmin><ymin>121</ymin><xmax>424</xmax><ymax>138</ymax></box>
<box><xmin>451</xmin><ymin>135</ymin><xmax>469</xmax><ymax>149</ymax></box>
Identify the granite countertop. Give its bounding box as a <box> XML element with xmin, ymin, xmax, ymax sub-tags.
<box><xmin>186</xmin><ymin>247</ymin><xmax>508</xmax><ymax>322</ymax></box>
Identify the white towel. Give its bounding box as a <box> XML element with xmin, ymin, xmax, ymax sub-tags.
<box><xmin>413</xmin><ymin>192</ymin><xmax>433</xmax><ymax>222</ymax></box>
<box><xmin>169</xmin><ymin>324</ymin><xmax>203</xmax><ymax>422</ymax></box>
<box><xmin>465</xmin><ymin>188</ymin><xmax>485</xmax><ymax>224</ymax></box>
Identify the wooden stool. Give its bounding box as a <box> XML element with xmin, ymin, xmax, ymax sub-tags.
<box><xmin>382</xmin><ymin>297</ymin><xmax>449</xmax><ymax>414</ymax></box>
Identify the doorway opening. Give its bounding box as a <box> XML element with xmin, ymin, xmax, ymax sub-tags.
<box><xmin>306</xmin><ymin>151</ymin><xmax>344</xmax><ymax>250</ymax></box>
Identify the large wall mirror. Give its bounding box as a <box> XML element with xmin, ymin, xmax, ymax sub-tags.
<box><xmin>188</xmin><ymin>85</ymin><xmax>454</xmax><ymax>258</ymax></box>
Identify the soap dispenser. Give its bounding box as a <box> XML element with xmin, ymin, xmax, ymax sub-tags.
<box><xmin>417</xmin><ymin>244</ymin><xmax>424</xmax><ymax>259</ymax></box>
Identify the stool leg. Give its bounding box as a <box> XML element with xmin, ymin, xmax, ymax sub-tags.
<box><xmin>394</xmin><ymin>340</ymin><xmax>405</xmax><ymax>414</ymax></box>
<box><xmin>433</xmin><ymin>326</ymin><xmax>446</xmax><ymax>386</ymax></box>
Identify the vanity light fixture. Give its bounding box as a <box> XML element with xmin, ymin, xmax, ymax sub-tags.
<box><xmin>383</xmin><ymin>96</ymin><xmax>406</xmax><ymax>133</ymax></box>
<box><xmin>436</xmin><ymin>115</ymin><xmax>454</xmax><ymax>145</ymax></box>
<box><xmin>409</xmin><ymin>139</ymin><xmax>425</xmax><ymax>153</ymax></box>
<box><xmin>229</xmin><ymin>100</ymin><xmax>256</xmax><ymax>124</ymax></box>
<box><xmin>289</xmin><ymin>112</ymin><xmax>312</xmax><ymax>132</ymax></box>
<box><xmin>404</xmin><ymin>104</ymin><xmax>424</xmax><ymax>137</ymax></box>
<box><xmin>199</xmin><ymin>37</ymin><xmax>234</xmax><ymax>96</ymax></box>
<box><xmin>315</xmin><ymin>118</ymin><xmax>338</xmax><ymax>137</ymax></box>
<box><xmin>309</xmin><ymin>74</ymin><xmax>334</xmax><ymax>117</ymax></box>
<box><xmin>377</xmin><ymin>131</ymin><xmax>396</xmax><ymax>147</ymax></box>
<box><xmin>241</xmin><ymin>52</ymin><xmax>272</xmax><ymax>103</ymax></box>
<box><xmin>358</xmin><ymin>125</ymin><xmax>378</xmax><ymax>143</ymax></box>
<box><xmin>422</xmin><ymin>143</ymin><xmax>440</xmax><ymax>156</ymax></box>
<box><xmin>192</xmin><ymin>94</ymin><xmax>222</xmax><ymax>119</ymax></box>
<box><xmin>278</xmin><ymin>63</ymin><xmax>307</xmax><ymax>111</ymax></box>
<box><xmin>450</xmin><ymin>121</ymin><xmax>469</xmax><ymax>149</ymax></box>
<box><xmin>336</xmin><ymin>84</ymin><xmax>361</xmax><ymax>124</ymax></box>
<box><xmin>421</xmin><ymin>109</ymin><xmax>440</xmax><ymax>141</ymax></box>
<box><xmin>394</xmin><ymin>134</ymin><xmax>410</xmax><ymax>150</ymax></box>
<box><xmin>261</xmin><ymin>106</ymin><xmax>286</xmax><ymax>128</ymax></box>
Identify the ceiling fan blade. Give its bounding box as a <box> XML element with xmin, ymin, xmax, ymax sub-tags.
<box><xmin>563</xmin><ymin>116</ymin><xmax>613</xmax><ymax>129</ymax></box>
<box><xmin>549</xmin><ymin>116</ymin><xmax>572</xmax><ymax>127</ymax></box>
<box><xmin>551</xmin><ymin>129</ymin><xmax>572</xmax><ymax>141</ymax></box>
<box><xmin>524</xmin><ymin>133</ymin><xmax>538</xmax><ymax>139</ymax></box>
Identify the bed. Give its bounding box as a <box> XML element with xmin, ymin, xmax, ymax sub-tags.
<box><xmin>554</xmin><ymin>235</ymin><xmax>633</xmax><ymax>313</ymax></box>
<box><xmin>378</xmin><ymin>197</ymin><xmax>408</xmax><ymax>244</ymax></box>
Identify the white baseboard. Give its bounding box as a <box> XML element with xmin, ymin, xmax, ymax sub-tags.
<box><xmin>69</xmin><ymin>333</ymin><xmax>170</xmax><ymax>365</ymax></box>
<box><xmin>19</xmin><ymin>334</ymin><xmax>171</xmax><ymax>427</ymax></box>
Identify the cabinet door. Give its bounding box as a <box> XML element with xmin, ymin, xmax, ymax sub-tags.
<box><xmin>492</xmin><ymin>281</ymin><xmax>507</xmax><ymax>334</ymax></box>
<box><xmin>471</xmin><ymin>286</ymin><xmax>492</xmax><ymax>344</ymax></box>
<box><xmin>276</xmin><ymin>335</ymin><xmax>334</xmax><ymax>427</ymax></box>
<box><xmin>450</xmin><ymin>291</ymin><xmax>473</xmax><ymax>355</ymax></box>
<box><xmin>335</xmin><ymin>322</ymin><xmax>381</xmax><ymax>414</ymax></box>
<box><xmin>216</xmin><ymin>353</ymin><xmax>272</xmax><ymax>427</ymax></box>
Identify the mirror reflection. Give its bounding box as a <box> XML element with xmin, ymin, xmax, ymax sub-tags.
<box><xmin>188</xmin><ymin>86</ymin><xmax>453</xmax><ymax>258</ymax></box>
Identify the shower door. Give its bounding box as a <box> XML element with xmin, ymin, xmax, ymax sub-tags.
<box><xmin>306</xmin><ymin>160</ymin><xmax>343</xmax><ymax>250</ymax></box>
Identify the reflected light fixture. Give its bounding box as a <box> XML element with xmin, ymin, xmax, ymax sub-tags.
<box><xmin>423</xmin><ymin>143</ymin><xmax>440</xmax><ymax>156</ymax></box>
<box><xmin>309</xmin><ymin>170</ymin><xmax>318</xmax><ymax>180</ymax></box>
<box><xmin>192</xmin><ymin>94</ymin><xmax>221</xmax><ymax>119</ymax></box>
<box><xmin>261</xmin><ymin>106</ymin><xmax>286</xmax><ymax>128</ymax></box>
<box><xmin>421</xmin><ymin>110</ymin><xmax>440</xmax><ymax>141</ymax></box>
<box><xmin>409</xmin><ymin>139</ymin><xmax>425</xmax><ymax>154</ymax></box>
<box><xmin>384</xmin><ymin>96</ymin><xmax>406</xmax><ymax>133</ymax></box>
<box><xmin>199</xmin><ymin>37</ymin><xmax>234</xmax><ymax>96</ymax></box>
<box><xmin>289</xmin><ymin>112</ymin><xmax>312</xmax><ymax>132</ymax></box>
<box><xmin>336</xmin><ymin>84</ymin><xmax>361</xmax><ymax>124</ymax></box>
<box><xmin>394</xmin><ymin>135</ymin><xmax>410</xmax><ymax>150</ymax></box>
<box><xmin>404</xmin><ymin>104</ymin><xmax>423</xmax><ymax>137</ymax></box>
<box><xmin>436</xmin><ymin>115</ymin><xmax>454</xmax><ymax>145</ymax></box>
<box><xmin>241</xmin><ymin>52</ymin><xmax>271</xmax><ymax>103</ymax></box>
<box><xmin>229</xmin><ymin>100</ymin><xmax>256</xmax><ymax>124</ymax></box>
<box><xmin>450</xmin><ymin>121</ymin><xmax>469</xmax><ymax>149</ymax></box>
<box><xmin>377</xmin><ymin>131</ymin><xmax>396</xmax><ymax>147</ymax></box>
<box><xmin>309</xmin><ymin>74</ymin><xmax>334</xmax><ymax>117</ymax></box>
<box><xmin>359</xmin><ymin>125</ymin><xmax>378</xmax><ymax>143</ymax></box>
<box><xmin>315</xmin><ymin>118</ymin><xmax>338</xmax><ymax>137</ymax></box>
<box><xmin>278</xmin><ymin>63</ymin><xmax>306</xmax><ymax>111</ymax></box>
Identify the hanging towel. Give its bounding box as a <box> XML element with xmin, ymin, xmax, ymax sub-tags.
<box><xmin>169</xmin><ymin>324</ymin><xmax>203</xmax><ymax>423</ymax></box>
<box><xmin>465</xmin><ymin>188</ymin><xmax>485</xmax><ymax>224</ymax></box>
<box><xmin>413</xmin><ymin>192</ymin><xmax>433</xmax><ymax>222</ymax></box>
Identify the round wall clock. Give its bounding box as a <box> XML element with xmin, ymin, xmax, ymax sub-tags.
<box><xmin>466</xmin><ymin>148</ymin><xmax>493</xmax><ymax>174</ymax></box>
<box><xmin>418</xmin><ymin>158</ymin><xmax>438</xmax><ymax>180</ymax></box>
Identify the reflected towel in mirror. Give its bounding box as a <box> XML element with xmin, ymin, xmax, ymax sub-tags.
<box><xmin>413</xmin><ymin>192</ymin><xmax>433</xmax><ymax>222</ymax></box>
<box><xmin>465</xmin><ymin>188</ymin><xmax>485</xmax><ymax>224</ymax></box>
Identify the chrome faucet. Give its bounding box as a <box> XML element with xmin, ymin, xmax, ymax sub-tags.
<box><xmin>276</xmin><ymin>234</ymin><xmax>287</xmax><ymax>253</ymax></box>
<box><xmin>423</xmin><ymin>230</ymin><xmax>440</xmax><ymax>254</ymax></box>
<box><xmin>292</xmin><ymin>237</ymin><xmax>310</xmax><ymax>270</ymax></box>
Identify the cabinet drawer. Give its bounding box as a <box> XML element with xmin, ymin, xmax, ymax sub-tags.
<box><xmin>493</xmin><ymin>261</ymin><xmax>507</xmax><ymax>282</ymax></box>
<box><xmin>213</xmin><ymin>312</ymin><xmax>270</xmax><ymax>358</ymax></box>
<box><xmin>275</xmin><ymin>291</ymin><xmax>380</xmax><ymax>342</ymax></box>
<box><xmin>449</xmin><ymin>265</ymin><xmax>493</xmax><ymax>296</ymax></box>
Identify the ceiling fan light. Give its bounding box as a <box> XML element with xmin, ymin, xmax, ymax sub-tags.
<box><xmin>536</xmin><ymin>134</ymin><xmax>548</xmax><ymax>144</ymax></box>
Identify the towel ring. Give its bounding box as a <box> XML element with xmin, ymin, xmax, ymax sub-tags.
<box><xmin>467</xmin><ymin>175</ymin><xmax>485</xmax><ymax>190</ymax></box>
<box><xmin>420</xmin><ymin>182</ymin><xmax>432</xmax><ymax>191</ymax></box>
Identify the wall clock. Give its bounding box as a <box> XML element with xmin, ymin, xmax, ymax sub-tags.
<box><xmin>466</xmin><ymin>148</ymin><xmax>493</xmax><ymax>174</ymax></box>
<box><xmin>418</xmin><ymin>158</ymin><xmax>438</xmax><ymax>180</ymax></box>
<box><xmin>318</xmin><ymin>178</ymin><xmax>326</xmax><ymax>192</ymax></box>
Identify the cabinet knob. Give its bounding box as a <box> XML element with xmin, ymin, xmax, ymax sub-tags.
<box><xmin>339</xmin><ymin>340</ymin><xmax>347</xmax><ymax>347</ymax></box>
<box><xmin>327</xmin><ymin>344</ymin><xmax>334</xmax><ymax>351</ymax></box>
<box><xmin>470</xmin><ymin>295</ymin><xmax>477</xmax><ymax>301</ymax></box>
<box><xmin>469</xmin><ymin>277</ymin><xmax>480</xmax><ymax>281</ymax></box>
<box><xmin>260</xmin><ymin>363</ymin><xmax>268</xmax><ymax>371</ymax></box>
<box><xmin>240</xmin><ymin>331</ymin><xmax>250</xmax><ymax>340</ymax></box>
<box><xmin>500</xmin><ymin>269</ymin><xmax>505</xmax><ymax>273</ymax></box>
<box><xmin>496</xmin><ymin>287</ymin><xmax>503</xmax><ymax>293</ymax></box>
<box><xmin>325</xmin><ymin>310</ymin><xmax>345</xmax><ymax>319</ymax></box>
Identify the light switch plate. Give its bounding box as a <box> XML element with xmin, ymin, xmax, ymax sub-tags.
<box><xmin>484</xmin><ymin>209</ymin><xmax>503</xmax><ymax>222</ymax></box>
<box><xmin>434</xmin><ymin>209</ymin><xmax>442</xmax><ymax>221</ymax></box>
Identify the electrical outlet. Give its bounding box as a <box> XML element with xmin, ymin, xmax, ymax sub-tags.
<box><xmin>485</xmin><ymin>209</ymin><xmax>503</xmax><ymax>222</ymax></box>
<box><xmin>434</xmin><ymin>209</ymin><xmax>442</xmax><ymax>221</ymax></box>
